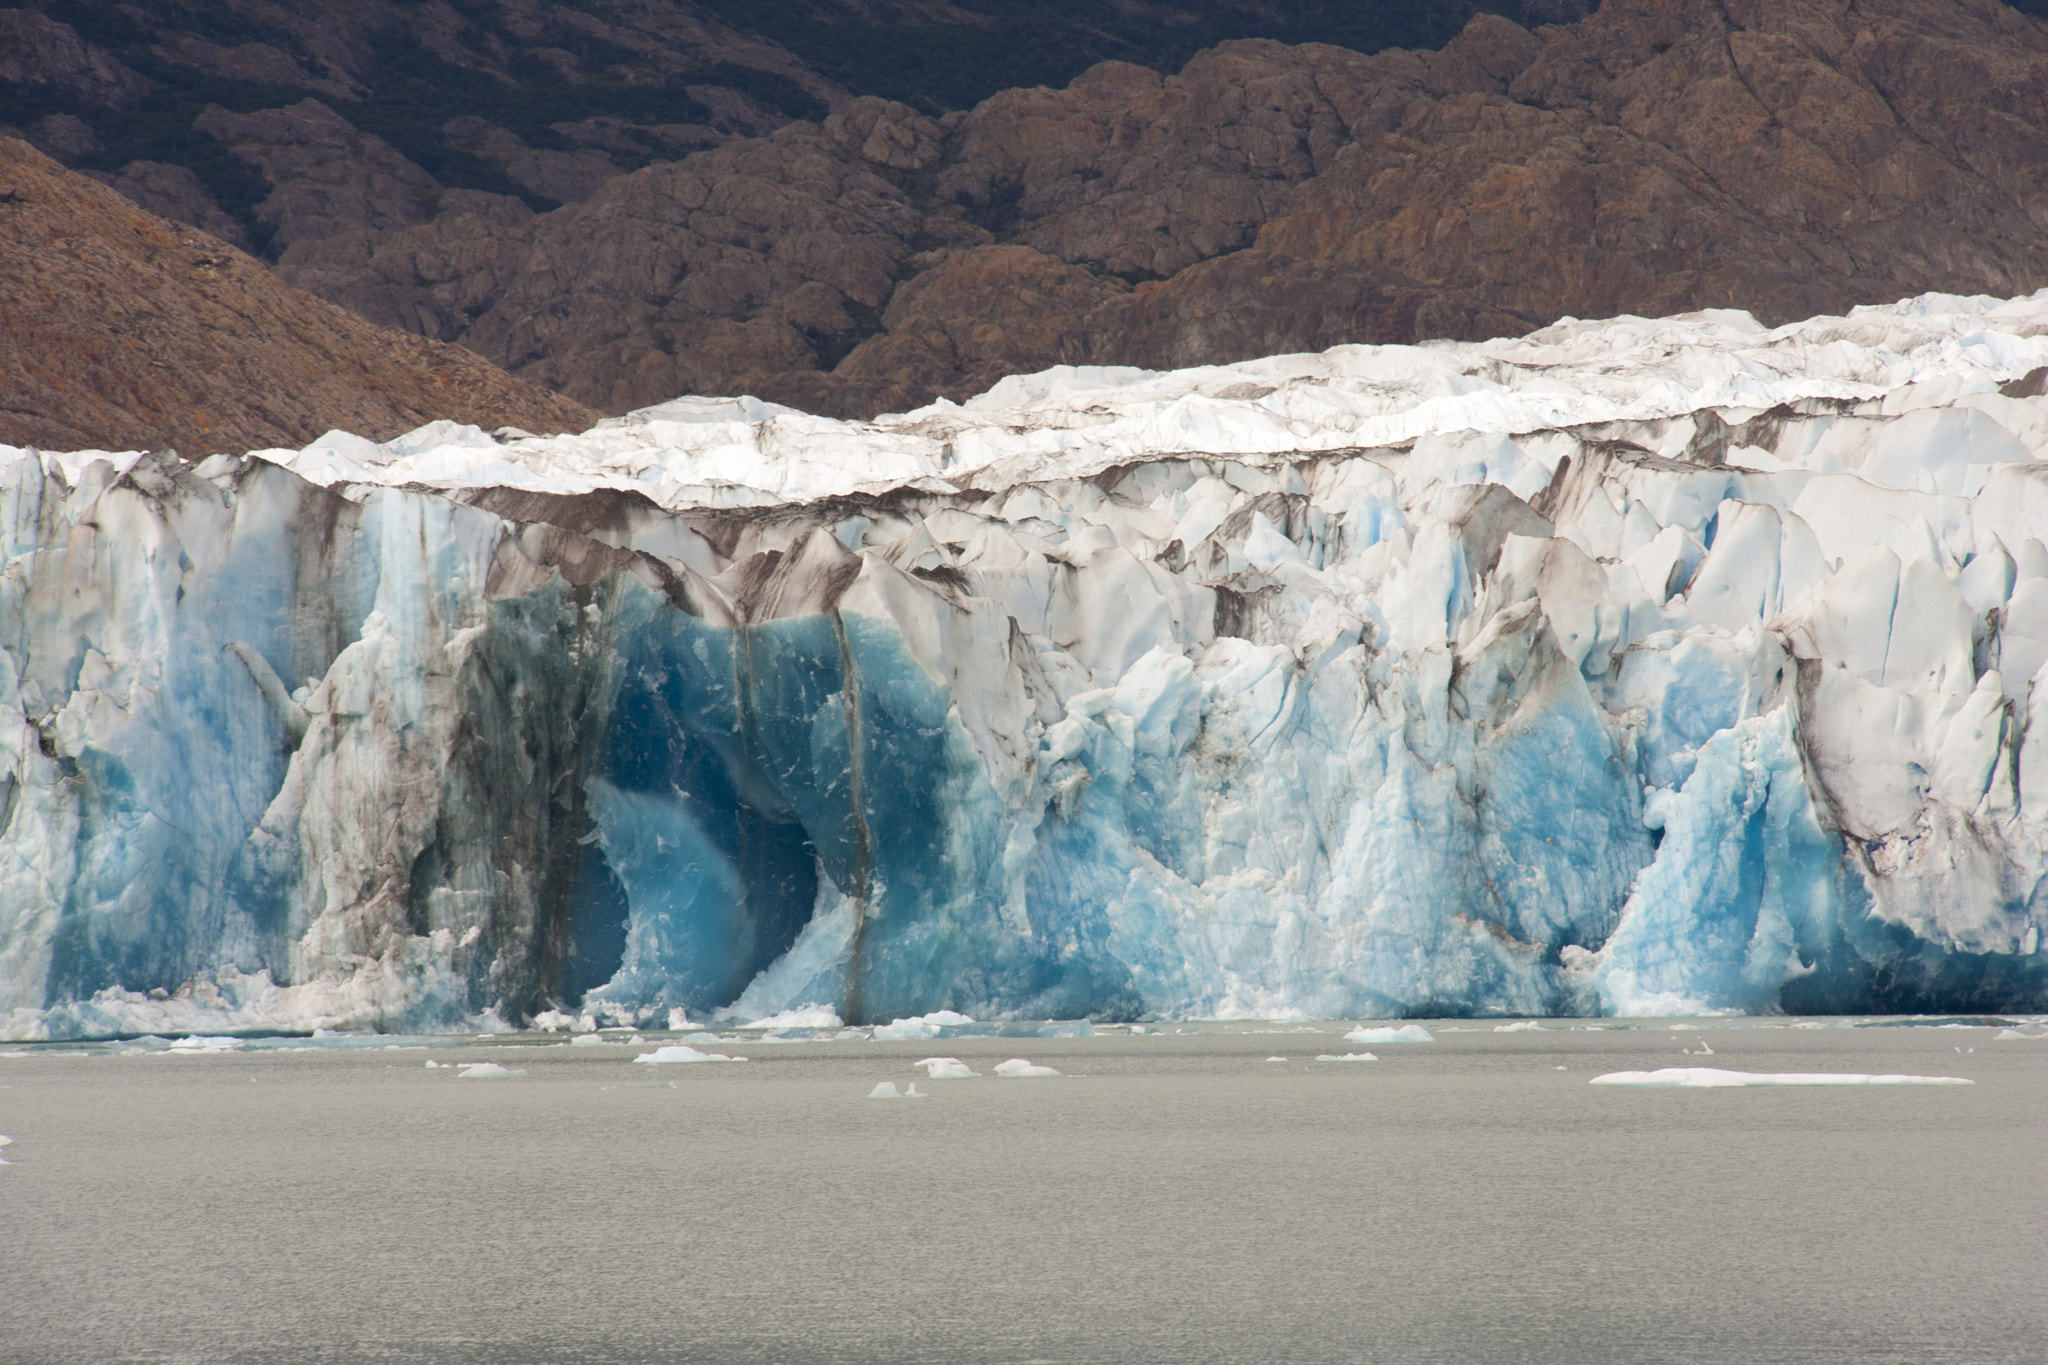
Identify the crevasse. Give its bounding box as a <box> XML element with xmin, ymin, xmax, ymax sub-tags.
<box><xmin>4</xmin><ymin>292</ymin><xmax>2047</xmax><ymax>1038</ymax></box>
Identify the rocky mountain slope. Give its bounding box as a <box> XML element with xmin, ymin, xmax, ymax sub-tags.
<box><xmin>0</xmin><ymin>136</ymin><xmax>594</xmax><ymax>452</ymax></box>
<box><xmin>5</xmin><ymin>0</ymin><xmax>2048</xmax><ymax>427</ymax></box>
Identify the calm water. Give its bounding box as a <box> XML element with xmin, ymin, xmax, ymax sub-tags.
<box><xmin>0</xmin><ymin>1019</ymin><xmax>2041</xmax><ymax>1365</ymax></box>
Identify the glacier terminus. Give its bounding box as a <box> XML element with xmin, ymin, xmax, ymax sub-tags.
<box><xmin>4</xmin><ymin>291</ymin><xmax>2048</xmax><ymax>1039</ymax></box>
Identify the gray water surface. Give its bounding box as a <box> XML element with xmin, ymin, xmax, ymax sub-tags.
<box><xmin>1</xmin><ymin>1020</ymin><xmax>2041</xmax><ymax>1365</ymax></box>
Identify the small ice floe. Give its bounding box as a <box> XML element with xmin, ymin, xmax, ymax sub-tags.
<box><xmin>0</xmin><ymin>1135</ymin><xmax>12</xmax><ymax>1164</ymax></box>
<box><xmin>1995</xmin><ymin>1027</ymin><xmax>2048</xmax><ymax>1040</ymax></box>
<box><xmin>914</xmin><ymin>1057</ymin><xmax>978</xmax><ymax>1079</ymax></box>
<box><xmin>867</xmin><ymin>1081</ymin><xmax>927</xmax><ymax>1099</ymax></box>
<box><xmin>872</xmin><ymin>1010</ymin><xmax>977</xmax><ymax>1040</ymax></box>
<box><xmin>1344</xmin><ymin>1025</ymin><xmax>1433</xmax><ymax>1044</ymax></box>
<box><xmin>633</xmin><ymin>1045</ymin><xmax>744</xmax><ymax>1065</ymax></box>
<box><xmin>456</xmin><ymin>1062</ymin><xmax>525</xmax><ymax>1078</ymax></box>
<box><xmin>1682</xmin><ymin>1038</ymin><xmax>1715</xmax><ymax>1056</ymax></box>
<box><xmin>1314</xmin><ymin>1053</ymin><xmax>1378</xmax><ymax>1062</ymax></box>
<box><xmin>1265</xmin><ymin>1056</ymin><xmax>1287</xmax><ymax>1063</ymax></box>
<box><xmin>1591</xmin><ymin>1068</ymin><xmax>1972</xmax><ymax>1087</ymax></box>
<box><xmin>424</xmin><ymin>1060</ymin><xmax>441</xmax><ymax>1068</ymax></box>
<box><xmin>569</xmin><ymin>1033</ymin><xmax>608</xmax><ymax>1047</ymax></box>
<box><xmin>993</xmin><ymin>1058</ymin><xmax>1059</xmax><ymax>1077</ymax></box>
<box><xmin>1493</xmin><ymin>1021</ymin><xmax>1546</xmax><ymax>1033</ymax></box>
<box><xmin>168</xmin><ymin>1035</ymin><xmax>239</xmax><ymax>1052</ymax></box>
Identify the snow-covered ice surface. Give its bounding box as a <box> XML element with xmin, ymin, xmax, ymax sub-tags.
<box><xmin>4</xmin><ymin>291</ymin><xmax>2048</xmax><ymax>1038</ymax></box>
<box><xmin>1589</xmin><ymin>1067</ymin><xmax>1971</xmax><ymax>1087</ymax></box>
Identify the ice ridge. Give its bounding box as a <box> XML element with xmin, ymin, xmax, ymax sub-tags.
<box><xmin>3</xmin><ymin>291</ymin><xmax>2047</xmax><ymax>1038</ymax></box>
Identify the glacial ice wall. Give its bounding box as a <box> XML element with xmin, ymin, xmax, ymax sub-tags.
<box><xmin>5</xmin><ymin>293</ymin><xmax>2048</xmax><ymax>1037</ymax></box>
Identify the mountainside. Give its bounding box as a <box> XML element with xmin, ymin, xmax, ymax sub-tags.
<box><xmin>3</xmin><ymin>290</ymin><xmax>2045</xmax><ymax>1038</ymax></box>
<box><xmin>8</xmin><ymin>0</ymin><xmax>2047</xmax><ymax>427</ymax></box>
<box><xmin>0</xmin><ymin>136</ymin><xmax>594</xmax><ymax>453</ymax></box>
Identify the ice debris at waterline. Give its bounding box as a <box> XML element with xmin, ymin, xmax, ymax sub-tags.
<box><xmin>1589</xmin><ymin>1068</ymin><xmax>1972</xmax><ymax>1087</ymax></box>
<box><xmin>4</xmin><ymin>292</ymin><xmax>2048</xmax><ymax>1041</ymax></box>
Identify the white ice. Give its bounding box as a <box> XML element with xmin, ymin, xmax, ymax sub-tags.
<box><xmin>1590</xmin><ymin>1068</ymin><xmax>1972</xmax><ymax>1087</ymax></box>
<box><xmin>1315</xmin><ymin>1052</ymin><xmax>1379</xmax><ymax>1061</ymax></box>
<box><xmin>913</xmin><ymin>1057</ymin><xmax>978</xmax><ymax>1078</ymax></box>
<box><xmin>873</xmin><ymin>1011</ymin><xmax>978</xmax><ymax>1040</ymax></box>
<box><xmin>167</xmin><ymin>1036</ymin><xmax>240</xmax><ymax>1052</ymax></box>
<box><xmin>455</xmin><ymin>1062</ymin><xmax>524</xmax><ymax>1078</ymax></box>
<box><xmin>633</xmin><ymin>1045</ymin><xmax>743</xmax><ymax>1064</ymax></box>
<box><xmin>1343</xmin><ymin>1025</ymin><xmax>1433</xmax><ymax>1043</ymax></box>
<box><xmin>993</xmin><ymin>1059</ymin><xmax>1060</xmax><ymax>1077</ymax></box>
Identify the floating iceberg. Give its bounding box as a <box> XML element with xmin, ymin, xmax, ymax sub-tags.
<box><xmin>633</xmin><ymin>1045</ymin><xmax>743</xmax><ymax>1064</ymax></box>
<box><xmin>455</xmin><ymin>1062</ymin><xmax>523</xmax><ymax>1078</ymax></box>
<box><xmin>166</xmin><ymin>1035</ymin><xmax>241</xmax><ymax>1052</ymax></box>
<box><xmin>1315</xmin><ymin>1052</ymin><xmax>1379</xmax><ymax>1062</ymax></box>
<box><xmin>993</xmin><ymin>1058</ymin><xmax>1060</xmax><ymax>1077</ymax></box>
<box><xmin>1590</xmin><ymin>1068</ymin><xmax>1972</xmax><ymax>1087</ymax></box>
<box><xmin>872</xmin><ymin>1010</ymin><xmax>978</xmax><ymax>1039</ymax></box>
<box><xmin>913</xmin><ymin>1057</ymin><xmax>979</xmax><ymax>1078</ymax></box>
<box><xmin>1344</xmin><ymin>1025</ymin><xmax>1433</xmax><ymax>1043</ymax></box>
<box><xmin>2</xmin><ymin>292</ymin><xmax>2047</xmax><ymax>1039</ymax></box>
<box><xmin>867</xmin><ymin>1080</ymin><xmax>925</xmax><ymax>1099</ymax></box>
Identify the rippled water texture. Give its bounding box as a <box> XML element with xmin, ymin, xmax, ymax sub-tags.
<box><xmin>2</xmin><ymin>1018</ymin><xmax>2042</xmax><ymax>1365</ymax></box>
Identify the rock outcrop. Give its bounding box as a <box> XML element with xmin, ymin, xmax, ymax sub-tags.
<box><xmin>227</xmin><ymin>0</ymin><xmax>2048</xmax><ymax>418</ymax></box>
<box><xmin>4</xmin><ymin>0</ymin><xmax>2047</xmax><ymax>427</ymax></box>
<box><xmin>0</xmin><ymin>137</ymin><xmax>595</xmax><ymax>453</ymax></box>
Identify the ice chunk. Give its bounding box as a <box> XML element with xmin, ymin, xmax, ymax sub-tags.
<box><xmin>1590</xmin><ymin>1068</ymin><xmax>1971</xmax><ymax>1087</ymax></box>
<box><xmin>1492</xmin><ymin>1021</ymin><xmax>1546</xmax><ymax>1033</ymax></box>
<box><xmin>0</xmin><ymin>1134</ymin><xmax>11</xmax><ymax>1164</ymax></box>
<box><xmin>993</xmin><ymin>1058</ymin><xmax>1060</xmax><ymax>1077</ymax></box>
<box><xmin>913</xmin><ymin>1057</ymin><xmax>978</xmax><ymax>1078</ymax></box>
<box><xmin>455</xmin><ymin>1062</ymin><xmax>525</xmax><ymax>1078</ymax></box>
<box><xmin>167</xmin><ymin>1036</ymin><xmax>240</xmax><ymax>1052</ymax></box>
<box><xmin>633</xmin><ymin>1045</ymin><xmax>744</xmax><ymax>1064</ymax></box>
<box><xmin>568</xmin><ymin>1033</ymin><xmax>606</xmax><ymax>1046</ymax></box>
<box><xmin>1314</xmin><ymin>1052</ymin><xmax>1379</xmax><ymax>1061</ymax></box>
<box><xmin>1994</xmin><ymin>1027</ymin><xmax>2047</xmax><ymax>1040</ymax></box>
<box><xmin>872</xmin><ymin>1011</ymin><xmax>977</xmax><ymax>1040</ymax></box>
<box><xmin>1343</xmin><ymin>1025</ymin><xmax>1433</xmax><ymax>1043</ymax></box>
<box><xmin>867</xmin><ymin>1081</ymin><xmax>926</xmax><ymax>1098</ymax></box>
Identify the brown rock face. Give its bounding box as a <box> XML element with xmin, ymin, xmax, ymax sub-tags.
<box><xmin>260</xmin><ymin>0</ymin><xmax>2046</xmax><ymax>419</ymax></box>
<box><xmin>0</xmin><ymin>137</ymin><xmax>595</xmax><ymax>454</ymax></box>
<box><xmin>8</xmin><ymin>0</ymin><xmax>2045</xmax><ymax>425</ymax></box>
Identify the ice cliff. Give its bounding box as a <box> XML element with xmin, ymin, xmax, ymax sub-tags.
<box><xmin>5</xmin><ymin>293</ymin><xmax>2048</xmax><ymax>1038</ymax></box>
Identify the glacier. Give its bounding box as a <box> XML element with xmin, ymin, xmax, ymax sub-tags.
<box><xmin>4</xmin><ymin>291</ymin><xmax>2048</xmax><ymax>1038</ymax></box>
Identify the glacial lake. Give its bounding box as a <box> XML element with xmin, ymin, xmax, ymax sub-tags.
<box><xmin>1</xmin><ymin>1019</ymin><xmax>2041</xmax><ymax>1365</ymax></box>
